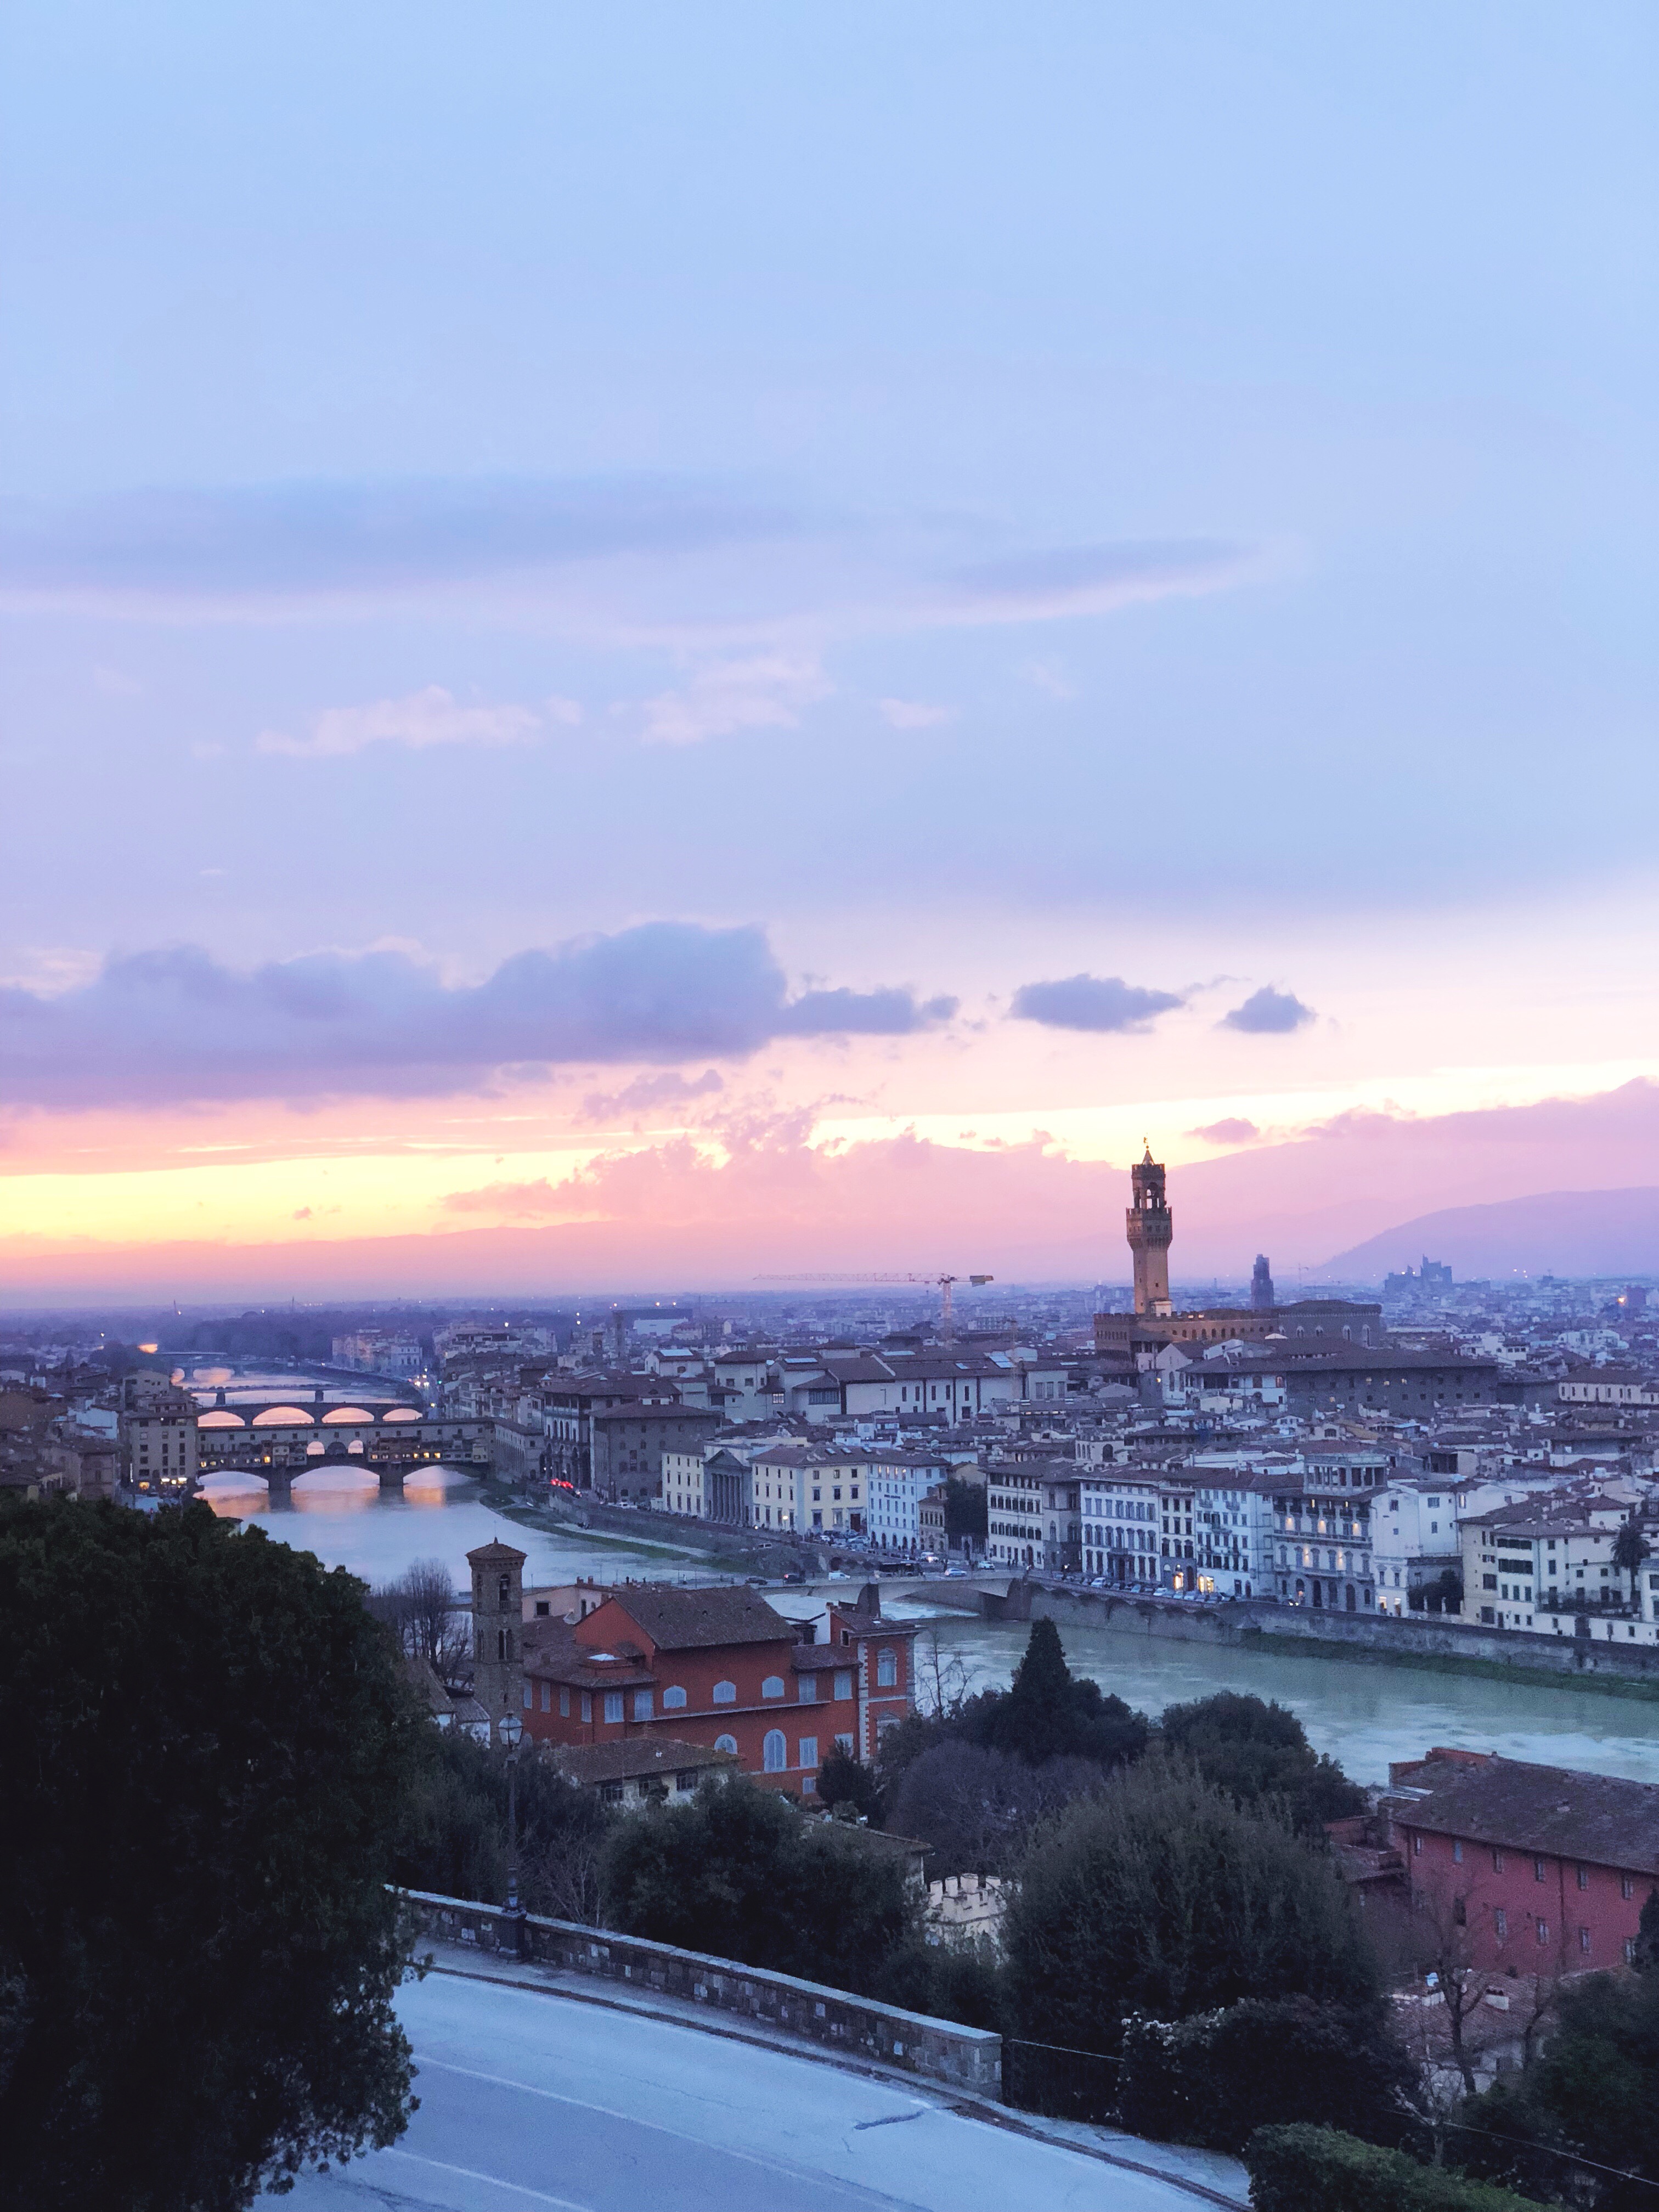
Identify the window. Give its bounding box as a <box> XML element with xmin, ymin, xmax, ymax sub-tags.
<box><xmin>600</xmin><ymin>1782</ymin><xmax>623</xmax><ymax>1805</ymax></box>
<box><xmin>662</xmin><ymin>1685</ymin><xmax>687</xmax><ymax>1711</ymax></box>
<box><xmin>835</xmin><ymin>1732</ymin><xmax>854</xmax><ymax>1754</ymax></box>
<box><xmin>713</xmin><ymin>1680</ymin><xmax>737</xmax><ymax>1703</ymax></box>
<box><xmin>1412</xmin><ymin>1834</ymin><xmax>1423</xmax><ymax>1857</ymax></box>
<box><xmin>876</xmin><ymin>1648</ymin><xmax>898</xmax><ymax>1689</ymax></box>
<box><xmin>798</xmin><ymin>1675</ymin><xmax>817</xmax><ymax>1702</ymax></box>
<box><xmin>602</xmin><ymin>1691</ymin><xmax>624</xmax><ymax>1724</ymax></box>
<box><xmin>762</xmin><ymin>1675</ymin><xmax>785</xmax><ymax>1700</ymax></box>
<box><xmin>1453</xmin><ymin>1897</ymin><xmax>1467</xmax><ymax>1927</ymax></box>
<box><xmin>675</xmin><ymin>1771</ymin><xmax>699</xmax><ymax>1792</ymax></box>
<box><xmin>1627</xmin><ymin>1939</ymin><xmax>1640</xmax><ymax>1964</ymax></box>
<box><xmin>559</xmin><ymin>1687</ymin><xmax>570</xmax><ymax>1718</ymax></box>
<box><xmin>1536</xmin><ymin>1920</ymin><xmax>1550</xmax><ymax>1945</ymax></box>
<box><xmin>1534</xmin><ymin>1858</ymin><xmax>1547</xmax><ymax>1882</ymax></box>
<box><xmin>798</xmin><ymin>1736</ymin><xmax>819</xmax><ymax>1770</ymax></box>
<box><xmin>633</xmin><ymin>1690</ymin><xmax>653</xmax><ymax>1721</ymax></box>
<box><xmin>763</xmin><ymin>1730</ymin><xmax>787</xmax><ymax>1773</ymax></box>
<box><xmin>714</xmin><ymin>1734</ymin><xmax>738</xmax><ymax>1754</ymax></box>
<box><xmin>580</xmin><ymin>1692</ymin><xmax>592</xmax><ymax>1723</ymax></box>
<box><xmin>1494</xmin><ymin>1908</ymin><xmax>1508</xmax><ymax>1939</ymax></box>
<box><xmin>1622</xmin><ymin>1875</ymin><xmax>1636</xmax><ymax>1901</ymax></box>
<box><xmin>834</xmin><ymin>1670</ymin><xmax>853</xmax><ymax>1701</ymax></box>
<box><xmin>1452</xmin><ymin>1840</ymin><xmax>1463</xmax><ymax>1864</ymax></box>
<box><xmin>539</xmin><ymin>1681</ymin><xmax>551</xmax><ymax>1712</ymax></box>
<box><xmin>1579</xmin><ymin>1926</ymin><xmax>1593</xmax><ymax>1954</ymax></box>
<box><xmin>1492</xmin><ymin>1849</ymin><xmax>1505</xmax><ymax>1874</ymax></box>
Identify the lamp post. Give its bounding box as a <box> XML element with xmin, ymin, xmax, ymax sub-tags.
<box><xmin>499</xmin><ymin>1711</ymin><xmax>524</xmax><ymax>1940</ymax></box>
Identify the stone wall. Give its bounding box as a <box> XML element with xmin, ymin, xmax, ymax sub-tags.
<box><xmin>400</xmin><ymin>1889</ymin><xmax>1002</xmax><ymax>2095</ymax></box>
<box><xmin>1003</xmin><ymin>1581</ymin><xmax>1659</xmax><ymax>1685</ymax></box>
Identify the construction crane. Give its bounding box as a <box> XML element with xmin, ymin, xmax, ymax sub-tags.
<box><xmin>755</xmin><ymin>1271</ymin><xmax>994</xmax><ymax>1346</ymax></box>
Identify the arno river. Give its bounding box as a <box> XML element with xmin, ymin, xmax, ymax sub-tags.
<box><xmin>218</xmin><ymin>1483</ymin><xmax>1659</xmax><ymax>1794</ymax></box>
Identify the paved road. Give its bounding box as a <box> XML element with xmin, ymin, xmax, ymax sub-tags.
<box><xmin>270</xmin><ymin>1973</ymin><xmax>1206</xmax><ymax>2212</ymax></box>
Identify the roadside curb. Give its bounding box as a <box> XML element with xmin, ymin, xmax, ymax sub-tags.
<box><xmin>420</xmin><ymin>1950</ymin><xmax>1249</xmax><ymax>2208</ymax></box>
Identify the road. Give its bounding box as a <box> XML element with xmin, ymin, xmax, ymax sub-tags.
<box><xmin>269</xmin><ymin>1972</ymin><xmax>1212</xmax><ymax>2212</ymax></box>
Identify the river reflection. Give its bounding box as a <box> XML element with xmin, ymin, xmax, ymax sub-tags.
<box><xmin>889</xmin><ymin>1602</ymin><xmax>1659</xmax><ymax>1791</ymax></box>
<box><xmin>205</xmin><ymin>1474</ymin><xmax>716</xmax><ymax>1592</ymax></box>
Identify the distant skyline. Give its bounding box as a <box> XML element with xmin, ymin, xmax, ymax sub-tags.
<box><xmin>3</xmin><ymin>5</ymin><xmax>1656</xmax><ymax>1295</ymax></box>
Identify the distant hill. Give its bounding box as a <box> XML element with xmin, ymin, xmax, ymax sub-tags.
<box><xmin>1316</xmin><ymin>1187</ymin><xmax>1659</xmax><ymax>1283</ymax></box>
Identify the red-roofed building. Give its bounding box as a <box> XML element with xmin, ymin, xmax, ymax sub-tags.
<box><xmin>516</xmin><ymin>1581</ymin><xmax>918</xmax><ymax>1792</ymax></box>
<box><xmin>1381</xmin><ymin>1748</ymin><xmax>1659</xmax><ymax>1975</ymax></box>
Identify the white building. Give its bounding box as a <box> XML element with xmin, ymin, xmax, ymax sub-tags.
<box><xmin>1462</xmin><ymin>1491</ymin><xmax>1657</xmax><ymax>1641</ymax></box>
<box><xmin>867</xmin><ymin>1449</ymin><xmax>955</xmax><ymax>1555</ymax></box>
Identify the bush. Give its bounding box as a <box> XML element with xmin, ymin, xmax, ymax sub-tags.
<box><xmin>1245</xmin><ymin>2125</ymin><xmax>1538</xmax><ymax>2212</ymax></box>
<box><xmin>1003</xmin><ymin>1754</ymin><xmax>1378</xmax><ymax>2071</ymax></box>
<box><xmin>392</xmin><ymin>1727</ymin><xmax>614</xmax><ymax>1925</ymax></box>
<box><xmin>1117</xmin><ymin>1997</ymin><xmax>1411</xmax><ymax>2153</ymax></box>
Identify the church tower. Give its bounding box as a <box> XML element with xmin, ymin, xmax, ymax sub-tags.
<box><xmin>467</xmin><ymin>1538</ymin><xmax>526</xmax><ymax>1746</ymax></box>
<box><xmin>1126</xmin><ymin>1146</ymin><xmax>1173</xmax><ymax>1316</ymax></box>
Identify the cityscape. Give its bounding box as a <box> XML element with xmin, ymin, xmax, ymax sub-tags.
<box><xmin>4</xmin><ymin>9</ymin><xmax>1658</xmax><ymax>2212</ymax></box>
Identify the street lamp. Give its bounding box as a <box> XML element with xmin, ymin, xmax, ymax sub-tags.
<box><xmin>499</xmin><ymin>1711</ymin><xmax>524</xmax><ymax>1925</ymax></box>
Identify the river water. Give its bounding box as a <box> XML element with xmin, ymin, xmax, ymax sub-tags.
<box><xmin>204</xmin><ymin>1476</ymin><xmax>715</xmax><ymax>1592</ymax></box>
<box><xmin>204</xmin><ymin>1492</ymin><xmax>1659</xmax><ymax>1790</ymax></box>
<box><xmin>890</xmin><ymin>1604</ymin><xmax>1659</xmax><ymax>1791</ymax></box>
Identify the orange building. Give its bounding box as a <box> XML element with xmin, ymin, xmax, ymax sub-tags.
<box><xmin>518</xmin><ymin>1582</ymin><xmax>917</xmax><ymax>1793</ymax></box>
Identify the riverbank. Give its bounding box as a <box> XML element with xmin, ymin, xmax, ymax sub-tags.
<box><xmin>1240</xmin><ymin>1627</ymin><xmax>1659</xmax><ymax>1704</ymax></box>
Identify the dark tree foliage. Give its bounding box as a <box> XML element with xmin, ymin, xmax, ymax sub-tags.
<box><xmin>1158</xmin><ymin>1692</ymin><xmax>1366</xmax><ymax>1833</ymax></box>
<box><xmin>814</xmin><ymin>1743</ymin><xmax>882</xmax><ymax>1820</ymax></box>
<box><xmin>942</xmin><ymin>1476</ymin><xmax>987</xmax><ymax>1543</ymax></box>
<box><xmin>601</xmin><ymin>1778</ymin><xmax>920</xmax><ymax>1997</ymax></box>
<box><xmin>964</xmin><ymin>1618</ymin><xmax>1150</xmax><ymax>1768</ymax></box>
<box><xmin>1003</xmin><ymin>1754</ymin><xmax>1379</xmax><ymax>2062</ymax></box>
<box><xmin>1458</xmin><ymin>1965</ymin><xmax>1659</xmax><ymax>2211</ymax></box>
<box><xmin>1118</xmin><ymin>1996</ymin><xmax>1412</xmax><ymax>2153</ymax></box>
<box><xmin>1636</xmin><ymin>1884</ymin><xmax>1659</xmax><ymax>1975</ymax></box>
<box><xmin>1245</xmin><ymin>2125</ymin><xmax>1537</xmax><ymax>2212</ymax></box>
<box><xmin>392</xmin><ymin>1727</ymin><xmax>614</xmax><ymax>1926</ymax></box>
<box><xmin>0</xmin><ymin>1499</ymin><xmax>425</xmax><ymax>2212</ymax></box>
<box><xmin>885</xmin><ymin>1740</ymin><xmax>1104</xmax><ymax>1876</ymax></box>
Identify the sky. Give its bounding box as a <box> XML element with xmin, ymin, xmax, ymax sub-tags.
<box><xmin>2</xmin><ymin>4</ymin><xmax>1657</xmax><ymax>1300</ymax></box>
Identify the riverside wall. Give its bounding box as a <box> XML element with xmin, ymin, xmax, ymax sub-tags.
<box><xmin>401</xmin><ymin>1889</ymin><xmax>1003</xmax><ymax>2095</ymax></box>
<box><xmin>988</xmin><ymin>1581</ymin><xmax>1659</xmax><ymax>1688</ymax></box>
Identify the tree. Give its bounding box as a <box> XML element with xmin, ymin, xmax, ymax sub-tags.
<box><xmin>912</xmin><ymin>1623</ymin><xmax>971</xmax><ymax>1718</ymax></box>
<box><xmin>1158</xmin><ymin>1692</ymin><xmax>1364</xmax><ymax>1835</ymax></box>
<box><xmin>815</xmin><ymin>1744</ymin><xmax>882</xmax><ymax>1822</ymax></box>
<box><xmin>601</xmin><ymin>1778</ymin><xmax>921</xmax><ymax>1997</ymax></box>
<box><xmin>391</xmin><ymin>1727</ymin><xmax>614</xmax><ymax>1925</ymax></box>
<box><xmin>886</xmin><ymin>1740</ymin><xmax>1103</xmax><ymax>1875</ymax></box>
<box><xmin>368</xmin><ymin>1556</ymin><xmax>470</xmax><ymax>1684</ymax></box>
<box><xmin>1003</xmin><ymin>1753</ymin><xmax>1379</xmax><ymax>2063</ymax></box>
<box><xmin>0</xmin><ymin>1498</ymin><xmax>424</xmax><ymax>2211</ymax></box>
<box><xmin>1613</xmin><ymin>1520</ymin><xmax>1651</xmax><ymax>1611</ymax></box>
<box><xmin>943</xmin><ymin>1475</ymin><xmax>987</xmax><ymax>1547</ymax></box>
<box><xmin>1635</xmin><ymin>1886</ymin><xmax>1659</xmax><ymax>1974</ymax></box>
<box><xmin>967</xmin><ymin>1618</ymin><xmax>1149</xmax><ymax>1768</ymax></box>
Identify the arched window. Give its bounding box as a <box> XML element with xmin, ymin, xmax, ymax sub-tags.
<box><xmin>714</xmin><ymin>1734</ymin><xmax>738</xmax><ymax>1755</ymax></box>
<box><xmin>662</xmin><ymin>1685</ymin><xmax>687</xmax><ymax>1710</ymax></box>
<box><xmin>876</xmin><ymin>1647</ymin><xmax>898</xmax><ymax>1688</ymax></box>
<box><xmin>763</xmin><ymin>1730</ymin><xmax>787</xmax><ymax>1773</ymax></box>
<box><xmin>713</xmin><ymin>1680</ymin><xmax>737</xmax><ymax>1704</ymax></box>
<box><xmin>761</xmin><ymin>1675</ymin><xmax>785</xmax><ymax>1700</ymax></box>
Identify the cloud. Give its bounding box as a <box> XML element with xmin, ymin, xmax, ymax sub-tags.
<box><xmin>0</xmin><ymin>476</ymin><xmax>795</xmax><ymax>613</ymax></box>
<box><xmin>935</xmin><ymin>540</ymin><xmax>1251</xmax><ymax>628</ymax></box>
<box><xmin>1221</xmin><ymin>986</ymin><xmax>1315</xmax><ymax>1034</ymax></box>
<box><xmin>1186</xmin><ymin>1118</ymin><xmax>1261</xmax><ymax>1146</ymax></box>
<box><xmin>1009</xmin><ymin>974</ymin><xmax>1184</xmax><ymax>1033</ymax></box>
<box><xmin>638</xmin><ymin>653</ymin><xmax>830</xmax><ymax>746</ymax></box>
<box><xmin>257</xmin><ymin>684</ymin><xmax>555</xmax><ymax>758</ymax></box>
<box><xmin>878</xmin><ymin>697</ymin><xmax>953</xmax><ymax>729</ymax></box>
<box><xmin>0</xmin><ymin>924</ymin><xmax>955</xmax><ymax>1109</ymax></box>
<box><xmin>579</xmin><ymin>1068</ymin><xmax>726</xmax><ymax>1122</ymax></box>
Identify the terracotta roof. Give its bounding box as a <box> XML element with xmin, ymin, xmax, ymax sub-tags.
<box><xmin>551</xmin><ymin>1737</ymin><xmax>738</xmax><ymax>1786</ymax></box>
<box><xmin>1385</xmin><ymin>1753</ymin><xmax>1659</xmax><ymax>1877</ymax></box>
<box><xmin>465</xmin><ymin>1539</ymin><xmax>528</xmax><ymax>1565</ymax></box>
<box><xmin>596</xmin><ymin>1584</ymin><xmax>795</xmax><ymax>1652</ymax></box>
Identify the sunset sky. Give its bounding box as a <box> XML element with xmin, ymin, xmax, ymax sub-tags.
<box><xmin>3</xmin><ymin>5</ymin><xmax>1656</xmax><ymax>1300</ymax></box>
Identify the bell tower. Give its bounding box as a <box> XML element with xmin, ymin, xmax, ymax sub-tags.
<box><xmin>1126</xmin><ymin>1145</ymin><xmax>1173</xmax><ymax>1316</ymax></box>
<box><xmin>467</xmin><ymin>1538</ymin><xmax>527</xmax><ymax>1746</ymax></box>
